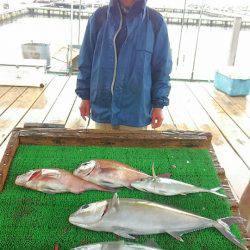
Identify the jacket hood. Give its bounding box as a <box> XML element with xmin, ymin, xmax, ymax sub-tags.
<box><xmin>109</xmin><ymin>0</ymin><xmax>147</xmax><ymax>18</ymax></box>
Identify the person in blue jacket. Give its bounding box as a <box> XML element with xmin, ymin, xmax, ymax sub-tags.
<box><xmin>76</xmin><ymin>0</ymin><xmax>172</xmax><ymax>130</ymax></box>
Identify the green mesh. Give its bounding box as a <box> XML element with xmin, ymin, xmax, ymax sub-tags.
<box><xmin>0</xmin><ymin>145</ymin><xmax>243</xmax><ymax>250</ymax></box>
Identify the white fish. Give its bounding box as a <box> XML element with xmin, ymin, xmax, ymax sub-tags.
<box><xmin>15</xmin><ymin>169</ymin><xmax>112</xmax><ymax>194</ymax></box>
<box><xmin>131</xmin><ymin>164</ymin><xmax>226</xmax><ymax>197</ymax></box>
<box><xmin>69</xmin><ymin>194</ymin><xmax>247</xmax><ymax>250</ymax></box>
<box><xmin>72</xmin><ymin>241</ymin><xmax>161</xmax><ymax>250</ymax></box>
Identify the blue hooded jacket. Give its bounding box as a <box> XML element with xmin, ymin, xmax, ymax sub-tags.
<box><xmin>76</xmin><ymin>0</ymin><xmax>172</xmax><ymax>127</ymax></box>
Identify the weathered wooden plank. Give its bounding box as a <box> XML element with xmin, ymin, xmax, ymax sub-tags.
<box><xmin>44</xmin><ymin>76</ymin><xmax>77</xmax><ymax>125</ymax></box>
<box><xmin>18</xmin><ymin>128</ymin><xmax>212</xmax><ymax>149</ymax></box>
<box><xmin>188</xmin><ymin>83</ymin><xmax>250</xmax><ymax>169</ymax></box>
<box><xmin>168</xmin><ymin>84</ymin><xmax>198</xmax><ymax>131</ymax></box>
<box><xmin>0</xmin><ymin>130</ymin><xmax>19</xmax><ymax>192</ymax></box>
<box><xmin>0</xmin><ymin>86</ymin><xmax>12</xmax><ymax>98</ymax></box>
<box><xmin>0</xmin><ymin>135</ymin><xmax>10</xmax><ymax>163</ymax></box>
<box><xmin>0</xmin><ymin>88</ymin><xmax>45</xmax><ymax>146</ymax></box>
<box><xmin>0</xmin><ymin>87</ymin><xmax>27</xmax><ymax>116</ymax></box>
<box><xmin>23</xmin><ymin>123</ymin><xmax>65</xmax><ymax>129</ymax></box>
<box><xmin>211</xmin><ymin>83</ymin><xmax>250</xmax><ymax>118</ymax></box>
<box><xmin>17</xmin><ymin>76</ymin><xmax>69</xmax><ymax>127</ymax></box>
<box><xmin>0</xmin><ymin>88</ymin><xmax>44</xmax><ymax>144</ymax></box>
<box><xmin>239</xmin><ymin>182</ymin><xmax>250</xmax><ymax>238</ymax></box>
<box><xmin>179</xmin><ymin>82</ymin><xmax>250</xmax><ymax>199</ymax></box>
<box><xmin>223</xmin><ymin>94</ymin><xmax>250</xmax><ymax>118</ymax></box>
<box><xmin>202</xmin><ymin>83</ymin><xmax>250</xmax><ymax>138</ymax></box>
<box><xmin>210</xmin><ymin>145</ymin><xmax>250</xmax><ymax>246</ymax></box>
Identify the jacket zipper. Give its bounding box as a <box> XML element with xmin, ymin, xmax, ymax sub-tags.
<box><xmin>111</xmin><ymin>5</ymin><xmax>123</xmax><ymax>95</ymax></box>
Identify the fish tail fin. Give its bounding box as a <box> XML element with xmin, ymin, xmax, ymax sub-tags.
<box><xmin>214</xmin><ymin>217</ymin><xmax>247</xmax><ymax>250</ymax></box>
<box><xmin>209</xmin><ymin>187</ymin><xmax>227</xmax><ymax>198</ymax></box>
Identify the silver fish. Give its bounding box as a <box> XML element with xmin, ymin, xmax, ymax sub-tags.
<box><xmin>15</xmin><ymin>169</ymin><xmax>111</xmax><ymax>194</ymax></box>
<box><xmin>72</xmin><ymin>241</ymin><xmax>161</xmax><ymax>250</ymax></box>
<box><xmin>131</xmin><ymin>164</ymin><xmax>226</xmax><ymax>197</ymax></box>
<box><xmin>73</xmin><ymin>160</ymin><xmax>150</xmax><ymax>188</ymax></box>
<box><xmin>69</xmin><ymin>194</ymin><xmax>247</xmax><ymax>250</ymax></box>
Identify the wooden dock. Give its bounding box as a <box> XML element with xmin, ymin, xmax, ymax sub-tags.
<box><xmin>0</xmin><ymin>76</ymin><xmax>249</xmax><ymax>201</ymax></box>
<box><xmin>0</xmin><ymin>8</ymin><xmax>28</xmax><ymax>24</ymax></box>
<box><xmin>1</xmin><ymin>6</ymin><xmax>249</xmax><ymax>28</ymax></box>
<box><xmin>27</xmin><ymin>6</ymin><xmax>250</xmax><ymax>28</ymax></box>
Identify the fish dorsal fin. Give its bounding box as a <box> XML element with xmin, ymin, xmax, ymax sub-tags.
<box><xmin>105</xmin><ymin>193</ymin><xmax>119</xmax><ymax>216</ymax></box>
<box><xmin>152</xmin><ymin>162</ymin><xmax>156</xmax><ymax>179</ymax></box>
<box><xmin>151</xmin><ymin>163</ymin><xmax>171</xmax><ymax>180</ymax></box>
<box><xmin>152</xmin><ymin>162</ymin><xmax>159</xmax><ymax>182</ymax></box>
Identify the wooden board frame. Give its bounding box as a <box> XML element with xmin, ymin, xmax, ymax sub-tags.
<box><xmin>0</xmin><ymin>127</ymin><xmax>249</xmax><ymax>248</ymax></box>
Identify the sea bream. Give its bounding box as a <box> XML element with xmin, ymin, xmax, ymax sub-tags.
<box><xmin>72</xmin><ymin>241</ymin><xmax>161</xmax><ymax>250</ymax></box>
<box><xmin>69</xmin><ymin>194</ymin><xmax>247</xmax><ymax>250</ymax></box>
<box><xmin>131</xmin><ymin>164</ymin><xmax>226</xmax><ymax>198</ymax></box>
<box><xmin>73</xmin><ymin>160</ymin><xmax>151</xmax><ymax>188</ymax></box>
<box><xmin>15</xmin><ymin>169</ymin><xmax>112</xmax><ymax>194</ymax></box>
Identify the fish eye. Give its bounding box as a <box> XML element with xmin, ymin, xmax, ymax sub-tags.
<box><xmin>82</xmin><ymin>162</ymin><xmax>90</xmax><ymax>166</ymax></box>
<box><xmin>81</xmin><ymin>204</ymin><xmax>89</xmax><ymax>209</ymax></box>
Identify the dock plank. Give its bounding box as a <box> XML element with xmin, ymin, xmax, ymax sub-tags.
<box><xmin>17</xmin><ymin>76</ymin><xmax>69</xmax><ymax>127</ymax></box>
<box><xmin>0</xmin><ymin>135</ymin><xmax>10</xmax><ymax>164</ymax></box>
<box><xmin>0</xmin><ymin>87</ymin><xmax>12</xmax><ymax>98</ymax></box>
<box><xmin>225</xmin><ymin>95</ymin><xmax>250</xmax><ymax>117</ymax></box>
<box><xmin>168</xmin><ymin>85</ymin><xmax>198</xmax><ymax>131</ymax></box>
<box><xmin>0</xmin><ymin>87</ymin><xmax>27</xmax><ymax>116</ymax></box>
<box><xmin>0</xmin><ymin>87</ymin><xmax>45</xmax><ymax>145</ymax></box>
<box><xmin>202</xmin><ymin>83</ymin><xmax>250</xmax><ymax>138</ymax></box>
<box><xmin>44</xmin><ymin>76</ymin><xmax>77</xmax><ymax>125</ymax></box>
<box><xmin>188</xmin><ymin>83</ymin><xmax>250</xmax><ymax>169</ymax></box>
<box><xmin>176</xmin><ymin>83</ymin><xmax>250</xmax><ymax>199</ymax></box>
<box><xmin>210</xmin><ymin>84</ymin><xmax>250</xmax><ymax>117</ymax></box>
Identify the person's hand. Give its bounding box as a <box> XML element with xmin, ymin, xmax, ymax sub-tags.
<box><xmin>151</xmin><ymin>108</ymin><xmax>164</xmax><ymax>129</ymax></box>
<box><xmin>79</xmin><ymin>100</ymin><xmax>90</xmax><ymax>121</ymax></box>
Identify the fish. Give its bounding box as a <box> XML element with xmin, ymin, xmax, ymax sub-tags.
<box><xmin>72</xmin><ymin>241</ymin><xmax>161</xmax><ymax>250</ymax></box>
<box><xmin>15</xmin><ymin>169</ymin><xmax>112</xmax><ymax>194</ymax></box>
<box><xmin>69</xmin><ymin>194</ymin><xmax>247</xmax><ymax>250</ymax></box>
<box><xmin>73</xmin><ymin>160</ymin><xmax>151</xmax><ymax>188</ymax></box>
<box><xmin>131</xmin><ymin>163</ymin><xmax>226</xmax><ymax>197</ymax></box>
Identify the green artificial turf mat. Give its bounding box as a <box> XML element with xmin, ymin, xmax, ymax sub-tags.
<box><xmin>0</xmin><ymin>145</ymin><xmax>243</xmax><ymax>250</ymax></box>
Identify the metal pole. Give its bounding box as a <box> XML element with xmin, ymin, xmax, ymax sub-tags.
<box><xmin>176</xmin><ymin>0</ymin><xmax>187</xmax><ymax>66</ymax></box>
<box><xmin>228</xmin><ymin>17</ymin><xmax>242</xmax><ymax>66</ymax></box>
<box><xmin>69</xmin><ymin>0</ymin><xmax>74</xmax><ymax>73</ymax></box>
<box><xmin>191</xmin><ymin>3</ymin><xmax>204</xmax><ymax>81</ymax></box>
<box><xmin>78</xmin><ymin>0</ymin><xmax>82</xmax><ymax>45</ymax></box>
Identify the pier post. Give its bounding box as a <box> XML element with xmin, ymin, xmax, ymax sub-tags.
<box><xmin>228</xmin><ymin>17</ymin><xmax>242</xmax><ymax>66</ymax></box>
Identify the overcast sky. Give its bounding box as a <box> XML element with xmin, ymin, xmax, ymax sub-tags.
<box><xmin>147</xmin><ymin>0</ymin><xmax>250</xmax><ymax>8</ymax></box>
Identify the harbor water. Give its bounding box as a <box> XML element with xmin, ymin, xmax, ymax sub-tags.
<box><xmin>0</xmin><ymin>15</ymin><xmax>249</xmax><ymax>80</ymax></box>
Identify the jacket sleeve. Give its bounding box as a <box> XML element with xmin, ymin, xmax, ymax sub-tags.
<box><xmin>75</xmin><ymin>15</ymin><xmax>97</xmax><ymax>100</ymax></box>
<box><xmin>151</xmin><ymin>20</ymin><xmax>172</xmax><ymax>108</ymax></box>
